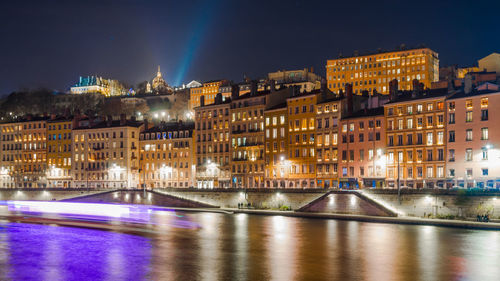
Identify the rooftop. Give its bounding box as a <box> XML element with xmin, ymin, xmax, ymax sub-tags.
<box><xmin>384</xmin><ymin>88</ymin><xmax>449</xmax><ymax>105</ymax></box>
<box><xmin>74</xmin><ymin>119</ymin><xmax>143</xmax><ymax>130</ymax></box>
<box><xmin>447</xmin><ymin>88</ymin><xmax>500</xmax><ymax>100</ymax></box>
<box><xmin>342</xmin><ymin>107</ymin><xmax>385</xmax><ymax>120</ymax></box>
<box><xmin>329</xmin><ymin>45</ymin><xmax>434</xmax><ymax>60</ymax></box>
<box><xmin>142</xmin><ymin>121</ymin><xmax>194</xmax><ymax>133</ymax></box>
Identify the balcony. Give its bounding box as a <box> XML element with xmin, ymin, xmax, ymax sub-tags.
<box><xmin>237</xmin><ymin>142</ymin><xmax>263</xmax><ymax>147</ymax></box>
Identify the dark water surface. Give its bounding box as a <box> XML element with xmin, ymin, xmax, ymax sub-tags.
<box><xmin>0</xmin><ymin>213</ymin><xmax>499</xmax><ymax>281</ymax></box>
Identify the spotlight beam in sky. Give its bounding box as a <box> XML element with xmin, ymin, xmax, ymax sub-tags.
<box><xmin>174</xmin><ymin>1</ymin><xmax>218</xmax><ymax>86</ymax></box>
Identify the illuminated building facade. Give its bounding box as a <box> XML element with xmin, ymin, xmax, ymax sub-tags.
<box><xmin>72</xmin><ymin>115</ymin><xmax>142</xmax><ymax>188</ymax></box>
<box><xmin>47</xmin><ymin>117</ymin><xmax>73</xmax><ymax>188</ymax></box>
<box><xmin>338</xmin><ymin>108</ymin><xmax>386</xmax><ymax>188</ymax></box>
<box><xmin>194</xmin><ymin>96</ymin><xmax>232</xmax><ymax>188</ymax></box>
<box><xmin>139</xmin><ymin>122</ymin><xmax>194</xmax><ymax>188</ymax></box>
<box><xmin>70</xmin><ymin>76</ymin><xmax>127</xmax><ymax>97</ymax></box>
<box><xmin>286</xmin><ymin>90</ymin><xmax>319</xmax><ymax>188</ymax></box>
<box><xmin>190</xmin><ymin>80</ymin><xmax>230</xmax><ymax>110</ymax></box>
<box><xmin>315</xmin><ymin>97</ymin><xmax>342</xmax><ymax>188</ymax></box>
<box><xmin>0</xmin><ymin>122</ymin><xmax>22</xmax><ymax>188</ymax></box>
<box><xmin>264</xmin><ymin>104</ymin><xmax>288</xmax><ymax>188</ymax></box>
<box><xmin>384</xmin><ymin>86</ymin><xmax>448</xmax><ymax>188</ymax></box>
<box><xmin>445</xmin><ymin>85</ymin><xmax>500</xmax><ymax>188</ymax></box>
<box><xmin>478</xmin><ymin>52</ymin><xmax>500</xmax><ymax>75</ymax></box>
<box><xmin>20</xmin><ymin>117</ymin><xmax>49</xmax><ymax>188</ymax></box>
<box><xmin>268</xmin><ymin>68</ymin><xmax>322</xmax><ymax>93</ymax></box>
<box><xmin>150</xmin><ymin>65</ymin><xmax>173</xmax><ymax>94</ymax></box>
<box><xmin>326</xmin><ymin>47</ymin><xmax>439</xmax><ymax>95</ymax></box>
<box><xmin>230</xmin><ymin>95</ymin><xmax>265</xmax><ymax>188</ymax></box>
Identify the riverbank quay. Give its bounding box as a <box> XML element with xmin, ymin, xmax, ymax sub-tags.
<box><xmin>223</xmin><ymin>208</ymin><xmax>500</xmax><ymax>230</ymax></box>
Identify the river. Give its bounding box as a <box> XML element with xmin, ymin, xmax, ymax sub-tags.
<box><xmin>0</xmin><ymin>212</ymin><xmax>498</xmax><ymax>280</ymax></box>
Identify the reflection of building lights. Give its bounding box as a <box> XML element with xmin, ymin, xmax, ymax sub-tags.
<box><xmin>154</xmin><ymin>113</ymin><xmax>159</xmax><ymax>118</ymax></box>
<box><xmin>276</xmin><ymin>192</ymin><xmax>281</xmax><ymax>197</ymax></box>
<box><xmin>350</xmin><ymin>196</ymin><xmax>356</xmax><ymax>205</ymax></box>
<box><xmin>486</xmin><ymin>144</ymin><xmax>492</xmax><ymax>150</ymax></box>
<box><xmin>425</xmin><ymin>195</ymin><xmax>432</xmax><ymax>202</ymax></box>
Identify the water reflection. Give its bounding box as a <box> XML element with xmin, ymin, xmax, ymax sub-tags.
<box><xmin>0</xmin><ymin>214</ymin><xmax>499</xmax><ymax>280</ymax></box>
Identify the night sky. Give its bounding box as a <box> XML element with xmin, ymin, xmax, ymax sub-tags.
<box><xmin>0</xmin><ymin>0</ymin><xmax>499</xmax><ymax>95</ymax></box>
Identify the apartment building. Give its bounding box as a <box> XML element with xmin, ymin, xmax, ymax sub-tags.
<box><xmin>47</xmin><ymin>116</ymin><xmax>73</xmax><ymax>188</ymax></box>
<box><xmin>384</xmin><ymin>84</ymin><xmax>448</xmax><ymax>188</ymax></box>
<box><xmin>327</xmin><ymin>47</ymin><xmax>439</xmax><ymax>95</ymax></box>
<box><xmin>139</xmin><ymin>121</ymin><xmax>195</xmax><ymax>188</ymax></box>
<box><xmin>315</xmin><ymin>95</ymin><xmax>342</xmax><ymax>188</ymax></box>
<box><xmin>194</xmin><ymin>95</ymin><xmax>232</xmax><ymax>188</ymax></box>
<box><xmin>0</xmin><ymin>121</ymin><xmax>23</xmax><ymax>188</ymax></box>
<box><xmin>20</xmin><ymin>117</ymin><xmax>49</xmax><ymax>188</ymax></box>
<box><xmin>286</xmin><ymin>90</ymin><xmax>320</xmax><ymax>188</ymax></box>
<box><xmin>72</xmin><ymin>115</ymin><xmax>142</xmax><ymax>188</ymax></box>
<box><xmin>264</xmin><ymin>104</ymin><xmax>288</xmax><ymax>188</ymax></box>
<box><xmin>338</xmin><ymin>108</ymin><xmax>386</xmax><ymax>188</ymax></box>
<box><xmin>446</xmin><ymin>84</ymin><xmax>500</xmax><ymax>188</ymax></box>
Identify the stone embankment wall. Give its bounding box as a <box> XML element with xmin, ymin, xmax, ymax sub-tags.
<box><xmin>156</xmin><ymin>188</ymin><xmax>327</xmax><ymax>210</ymax></box>
<box><xmin>299</xmin><ymin>192</ymin><xmax>396</xmax><ymax>216</ymax></box>
<box><xmin>64</xmin><ymin>190</ymin><xmax>217</xmax><ymax>208</ymax></box>
<box><xmin>363</xmin><ymin>189</ymin><xmax>500</xmax><ymax>218</ymax></box>
<box><xmin>0</xmin><ymin>189</ymin><xmax>107</xmax><ymax>201</ymax></box>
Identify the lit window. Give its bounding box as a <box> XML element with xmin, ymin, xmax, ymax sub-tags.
<box><xmin>426</xmin><ymin>132</ymin><xmax>433</xmax><ymax>145</ymax></box>
<box><xmin>466</xmin><ymin>99</ymin><xmax>473</xmax><ymax>109</ymax></box>
<box><xmin>466</xmin><ymin>111</ymin><xmax>473</xmax><ymax>122</ymax></box>
<box><xmin>481</xmin><ymin>128</ymin><xmax>488</xmax><ymax>140</ymax></box>
<box><xmin>481</xmin><ymin>98</ymin><xmax>488</xmax><ymax>108</ymax></box>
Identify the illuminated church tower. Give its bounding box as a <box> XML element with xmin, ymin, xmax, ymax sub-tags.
<box><xmin>152</xmin><ymin>65</ymin><xmax>170</xmax><ymax>92</ymax></box>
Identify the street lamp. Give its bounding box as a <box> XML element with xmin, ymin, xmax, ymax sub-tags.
<box><xmin>109</xmin><ymin>164</ymin><xmax>125</xmax><ymax>189</ymax></box>
<box><xmin>0</xmin><ymin>166</ymin><xmax>10</xmax><ymax>188</ymax></box>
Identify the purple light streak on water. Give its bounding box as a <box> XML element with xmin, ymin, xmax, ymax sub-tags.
<box><xmin>0</xmin><ymin>222</ymin><xmax>152</xmax><ymax>280</ymax></box>
<box><xmin>0</xmin><ymin>201</ymin><xmax>201</xmax><ymax>229</ymax></box>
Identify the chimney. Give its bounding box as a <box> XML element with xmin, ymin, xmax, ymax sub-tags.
<box><xmin>464</xmin><ymin>74</ymin><xmax>473</xmax><ymax>94</ymax></box>
<box><xmin>63</xmin><ymin>107</ymin><xmax>70</xmax><ymax>119</ymax></box>
<box><xmin>345</xmin><ymin>83</ymin><xmax>353</xmax><ymax>115</ymax></box>
<box><xmin>412</xmin><ymin>79</ymin><xmax>419</xmax><ymax>98</ymax></box>
<box><xmin>131</xmin><ymin>116</ymin><xmax>136</xmax><ymax>122</ymax></box>
<box><xmin>215</xmin><ymin>93</ymin><xmax>222</xmax><ymax>104</ymax></box>
<box><xmin>368</xmin><ymin>91</ymin><xmax>372</xmax><ymax>109</ymax></box>
<box><xmin>250</xmin><ymin>80</ymin><xmax>257</xmax><ymax>96</ymax></box>
<box><xmin>389</xmin><ymin>79</ymin><xmax>398</xmax><ymax>101</ymax></box>
<box><xmin>50</xmin><ymin>113</ymin><xmax>56</xmax><ymax>120</ymax></box>
<box><xmin>231</xmin><ymin>84</ymin><xmax>240</xmax><ymax>99</ymax></box>
<box><xmin>144</xmin><ymin>118</ymin><xmax>149</xmax><ymax>130</ymax></box>
<box><xmin>270</xmin><ymin>80</ymin><xmax>276</xmax><ymax>92</ymax></box>
<box><xmin>321</xmin><ymin>81</ymin><xmax>328</xmax><ymax>101</ymax></box>
<box><xmin>200</xmin><ymin>95</ymin><xmax>205</xmax><ymax>107</ymax></box>
<box><xmin>120</xmin><ymin>114</ymin><xmax>126</xmax><ymax>126</ymax></box>
<box><xmin>107</xmin><ymin>115</ymin><xmax>113</xmax><ymax>127</ymax></box>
